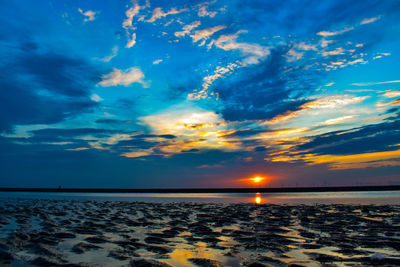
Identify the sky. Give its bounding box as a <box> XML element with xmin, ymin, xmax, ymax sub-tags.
<box><xmin>0</xmin><ymin>0</ymin><xmax>399</xmax><ymax>188</ymax></box>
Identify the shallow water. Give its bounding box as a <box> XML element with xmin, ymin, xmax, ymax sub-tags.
<box><xmin>0</xmin><ymin>190</ymin><xmax>399</xmax><ymax>204</ymax></box>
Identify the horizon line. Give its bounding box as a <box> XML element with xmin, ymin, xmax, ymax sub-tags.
<box><xmin>0</xmin><ymin>185</ymin><xmax>399</xmax><ymax>193</ymax></box>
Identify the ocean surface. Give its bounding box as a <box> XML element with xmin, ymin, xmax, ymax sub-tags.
<box><xmin>0</xmin><ymin>190</ymin><xmax>399</xmax><ymax>204</ymax></box>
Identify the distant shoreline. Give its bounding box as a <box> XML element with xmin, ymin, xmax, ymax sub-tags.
<box><xmin>0</xmin><ymin>185</ymin><xmax>399</xmax><ymax>193</ymax></box>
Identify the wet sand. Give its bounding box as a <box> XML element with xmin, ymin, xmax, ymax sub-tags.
<box><xmin>0</xmin><ymin>198</ymin><xmax>399</xmax><ymax>266</ymax></box>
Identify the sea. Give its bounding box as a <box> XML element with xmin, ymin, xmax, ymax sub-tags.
<box><xmin>0</xmin><ymin>191</ymin><xmax>399</xmax><ymax>205</ymax></box>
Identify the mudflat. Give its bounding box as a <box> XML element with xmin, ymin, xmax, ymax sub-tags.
<box><xmin>0</xmin><ymin>198</ymin><xmax>399</xmax><ymax>266</ymax></box>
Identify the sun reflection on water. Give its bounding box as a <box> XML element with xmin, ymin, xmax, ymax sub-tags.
<box><xmin>254</xmin><ymin>193</ymin><xmax>263</xmax><ymax>204</ymax></box>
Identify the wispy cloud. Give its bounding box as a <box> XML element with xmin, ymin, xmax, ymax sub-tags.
<box><xmin>190</xmin><ymin>25</ymin><xmax>226</xmax><ymax>46</ymax></box>
<box><xmin>285</xmin><ymin>49</ymin><xmax>303</xmax><ymax>62</ymax></box>
<box><xmin>373</xmin><ymin>52</ymin><xmax>391</xmax><ymax>60</ymax></box>
<box><xmin>360</xmin><ymin>15</ymin><xmax>382</xmax><ymax>25</ymax></box>
<box><xmin>188</xmin><ymin>62</ymin><xmax>243</xmax><ymax>100</ymax></box>
<box><xmin>320</xmin><ymin>115</ymin><xmax>355</xmax><ymax>126</ymax></box>
<box><xmin>78</xmin><ymin>8</ymin><xmax>97</xmax><ymax>22</ymax></box>
<box><xmin>317</xmin><ymin>27</ymin><xmax>354</xmax><ymax>37</ymax></box>
<box><xmin>266</xmin><ymin>95</ymin><xmax>368</xmax><ymax>125</ymax></box>
<box><xmin>197</xmin><ymin>3</ymin><xmax>217</xmax><ymax>18</ymax></box>
<box><xmin>210</xmin><ymin>30</ymin><xmax>270</xmax><ymax>64</ymax></box>
<box><xmin>90</xmin><ymin>93</ymin><xmax>103</xmax><ymax>102</ymax></box>
<box><xmin>99</xmin><ymin>46</ymin><xmax>118</xmax><ymax>62</ymax></box>
<box><xmin>152</xmin><ymin>59</ymin><xmax>163</xmax><ymax>65</ymax></box>
<box><xmin>302</xmin><ymin>150</ymin><xmax>400</xmax><ymax>170</ymax></box>
<box><xmin>98</xmin><ymin>67</ymin><xmax>147</xmax><ymax>87</ymax></box>
<box><xmin>122</xmin><ymin>1</ymin><xmax>141</xmax><ymax>30</ymax></box>
<box><xmin>122</xmin><ymin>1</ymin><xmax>145</xmax><ymax>48</ymax></box>
<box><xmin>352</xmin><ymin>80</ymin><xmax>400</xmax><ymax>86</ymax></box>
<box><xmin>321</xmin><ymin>47</ymin><xmax>345</xmax><ymax>56</ymax></box>
<box><xmin>377</xmin><ymin>99</ymin><xmax>400</xmax><ymax>107</ymax></box>
<box><xmin>382</xmin><ymin>91</ymin><xmax>400</xmax><ymax>98</ymax></box>
<box><xmin>146</xmin><ymin>7</ymin><xmax>187</xmax><ymax>23</ymax></box>
<box><xmin>174</xmin><ymin>21</ymin><xmax>201</xmax><ymax>37</ymax></box>
<box><xmin>126</xmin><ymin>32</ymin><xmax>136</xmax><ymax>48</ymax></box>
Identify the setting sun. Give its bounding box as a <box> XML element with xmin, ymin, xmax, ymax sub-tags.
<box><xmin>251</xmin><ymin>176</ymin><xmax>264</xmax><ymax>183</ymax></box>
<box><xmin>238</xmin><ymin>175</ymin><xmax>269</xmax><ymax>186</ymax></box>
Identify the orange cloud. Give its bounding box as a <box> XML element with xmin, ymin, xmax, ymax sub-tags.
<box><xmin>271</xmin><ymin>149</ymin><xmax>400</xmax><ymax>170</ymax></box>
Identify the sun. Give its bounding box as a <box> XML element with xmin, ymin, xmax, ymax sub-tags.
<box><xmin>251</xmin><ymin>176</ymin><xmax>264</xmax><ymax>183</ymax></box>
<box><xmin>238</xmin><ymin>175</ymin><xmax>269</xmax><ymax>186</ymax></box>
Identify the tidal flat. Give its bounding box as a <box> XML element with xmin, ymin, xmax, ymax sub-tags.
<box><xmin>0</xmin><ymin>198</ymin><xmax>399</xmax><ymax>267</ymax></box>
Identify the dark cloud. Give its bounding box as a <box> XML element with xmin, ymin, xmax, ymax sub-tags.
<box><xmin>230</xmin><ymin>0</ymin><xmax>398</xmax><ymax>37</ymax></box>
<box><xmin>254</xmin><ymin>146</ymin><xmax>268</xmax><ymax>152</ymax></box>
<box><xmin>0</xmin><ymin>2</ymin><xmax>105</xmax><ymax>132</ymax></box>
<box><xmin>296</xmin><ymin>119</ymin><xmax>400</xmax><ymax>155</ymax></box>
<box><xmin>31</xmin><ymin>128</ymin><xmax>117</xmax><ymax>138</ymax></box>
<box><xmin>181</xmin><ymin>148</ymin><xmax>199</xmax><ymax>153</ymax></box>
<box><xmin>96</xmin><ymin>119</ymin><xmax>127</xmax><ymax>124</ymax></box>
<box><xmin>387</xmin><ymin>107</ymin><xmax>399</xmax><ymax>114</ymax></box>
<box><xmin>0</xmin><ymin>48</ymin><xmax>103</xmax><ymax>132</ymax></box>
<box><xmin>224</xmin><ymin>129</ymin><xmax>267</xmax><ymax>138</ymax></box>
<box><xmin>134</xmin><ymin>134</ymin><xmax>177</xmax><ymax>139</ymax></box>
<box><xmin>211</xmin><ymin>44</ymin><xmax>323</xmax><ymax>122</ymax></box>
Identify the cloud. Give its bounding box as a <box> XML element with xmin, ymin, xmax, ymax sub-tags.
<box><xmin>146</xmin><ymin>7</ymin><xmax>187</xmax><ymax>23</ymax></box>
<box><xmin>266</xmin><ymin>95</ymin><xmax>368</xmax><ymax>124</ymax></box>
<box><xmin>122</xmin><ymin>2</ymin><xmax>141</xmax><ymax>30</ymax></box>
<box><xmin>121</xmin><ymin>150</ymin><xmax>153</xmax><ymax>158</ymax></box>
<box><xmin>373</xmin><ymin>52</ymin><xmax>391</xmax><ymax>60</ymax></box>
<box><xmin>198</xmin><ymin>4</ymin><xmax>217</xmax><ymax>18</ymax></box>
<box><xmin>377</xmin><ymin>99</ymin><xmax>400</xmax><ymax>107</ymax></box>
<box><xmin>321</xmin><ymin>47</ymin><xmax>345</xmax><ymax>56</ymax></box>
<box><xmin>137</xmin><ymin>103</ymin><xmax>240</xmax><ymax>156</ymax></box>
<box><xmin>122</xmin><ymin>1</ymin><xmax>145</xmax><ymax>48</ymax></box>
<box><xmin>269</xmin><ymin>117</ymin><xmax>400</xmax><ymax>170</ymax></box>
<box><xmin>320</xmin><ymin>115</ymin><xmax>355</xmax><ymax>126</ymax></box>
<box><xmin>304</xmin><ymin>95</ymin><xmax>368</xmax><ymax>109</ymax></box>
<box><xmin>152</xmin><ymin>59</ymin><xmax>163</xmax><ymax>65</ymax></box>
<box><xmin>96</xmin><ymin>119</ymin><xmax>127</xmax><ymax>124</ymax></box>
<box><xmin>317</xmin><ymin>27</ymin><xmax>354</xmax><ymax>37</ymax></box>
<box><xmin>0</xmin><ymin>49</ymin><xmax>101</xmax><ymax>132</ymax></box>
<box><xmin>126</xmin><ymin>32</ymin><xmax>136</xmax><ymax>48</ymax></box>
<box><xmin>140</xmin><ymin>105</ymin><xmax>223</xmax><ymax>135</ymax></box>
<box><xmin>174</xmin><ymin>21</ymin><xmax>201</xmax><ymax>37</ymax></box>
<box><xmin>99</xmin><ymin>46</ymin><xmax>118</xmax><ymax>62</ymax></box>
<box><xmin>383</xmin><ymin>91</ymin><xmax>400</xmax><ymax>98</ymax></box>
<box><xmin>285</xmin><ymin>49</ymin><xmax>303</xmax><ymax>62</ymax></box>
<box><xmin>90</xmin><ymin>93</ymin><xmax>103</xmax><ymax>102</ymax></box>
<box><xmin>211</xmin><ymin>47</ymin><xmax>316</xmax><ymax>122</ymax></box>
<box><xmin>31</xmin><ymin>128</ymin><xmax>117</xmax><ymax>138</ymax></box>
<box><xmin>352</xmin><ymin>80</ymin><xmax>400</xmax><ymax>86</ymax></box>
<box><xmin>98</xmin><ymin>67</ymin><xmax>146</xmax><ymax>87</ymax></box>
<box><xmin>301</xmin><ymin>150</ymin><xmax>400</xmax><ymax>170</ymax></box>
<box><xmin>188</xmin><ymin>62</ymin><xmax>243</xmax><ymax>100</ymax></box>
<box><xmin>190</xmin><ymin>25</ymin><xmax>226</xmax><ymax>46</ymax></box>
<box><xmin>210</xmin><ymin>30</ymin><xmax>270</xmax><ymax>64</ymax></box>
<box><xmin>296</xmin><ymin>119</ymin><xmax>400</xmax><ymax>156</ymax></box>
<box><xmin>295</xmin><ymin>42</ymin><xmax>317</xmax><ymax>51</ymax></box>
<box><xmin>78</xmin><ymin>8</ymin><xmax>97</xmax><ymax>22</ymax></box>
<box><xmin>360</xmin><ymin>15</ymin><xmax>382</xmax><ymax>25</ymax></box>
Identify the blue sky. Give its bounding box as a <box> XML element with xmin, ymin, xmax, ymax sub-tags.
<box><xmin>0</xmin><ymin>0</ymin><xmax>399</xmax><ymax>188</ymax></box>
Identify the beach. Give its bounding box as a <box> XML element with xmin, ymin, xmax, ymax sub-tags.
<box><xmin>0</xmin><ymin>197</ymin><xmax>400</xmax><ymax>266</ymax></box>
